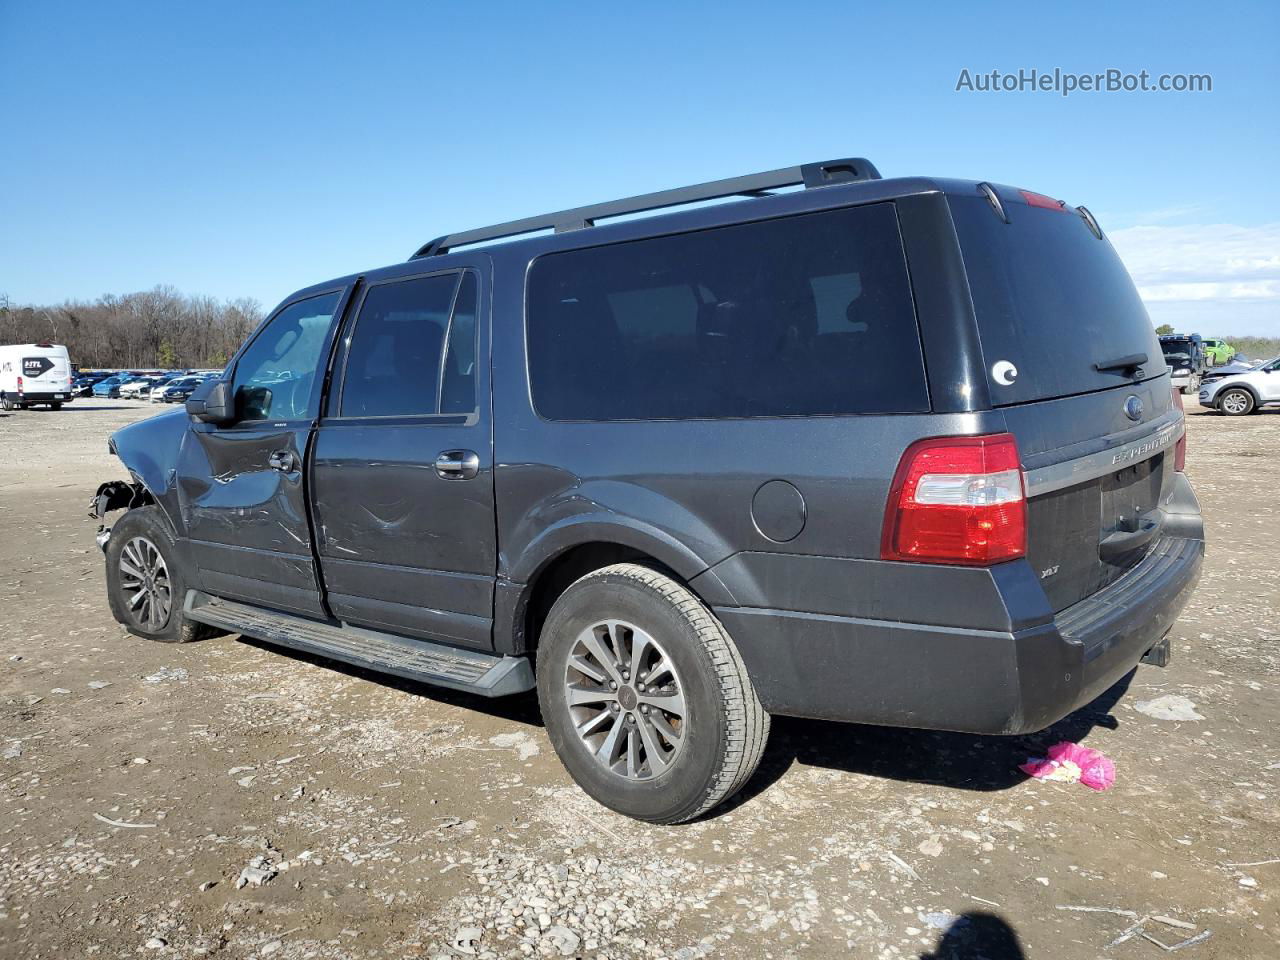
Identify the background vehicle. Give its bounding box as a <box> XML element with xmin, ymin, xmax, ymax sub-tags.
<box><xmin>121</xmin><ymin>374</ymin><xmax>175</xmax><ymax>399</ymax></box>
<box><xmin>1199</xmin><ymin>356</ymin><xmax>1280</xmax><ymax>415</ymax></box>
<box><xmin>92</xmin><ymin>374</ymin><xmax>132</xmax><ymax>398</ymax></box>
<box><xmin>92</xmin><ymin>161</ymin><xmax>1203</xmax><ymax>823</ymax></box>
<box><xmin>0</xmin><ymin>341</ymin><xmax>75</xmax><ymax>410</ymax></box>
<box><xmin>73</xmin><ymin>373</ymin><xmax>108</xmax><ymax>396</ymax></box>
<box><xmin>1202</xmin><ymin>338</ymin><xmax>1234</xmax><ymax>366</ymax></box>
<box><xmin>1160</xmin><ymin>334</ymin><xmax>1209</xmax><ymax>393</ymax></box>
<box><xmin>154</xmin><ymin>375</ymin><xmax>207</xmax><ymax>403</ymax></box>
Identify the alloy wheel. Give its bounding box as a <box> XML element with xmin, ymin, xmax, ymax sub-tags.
<box><xmin>563</xmin><ymin>619</ymin><xmax>687</xmax><ymax>780</ymax></box>
<box><xmin>118</xmin><ymin>536</ymin><xmax>172</xmax><ymax>631</ymax></box>
<box><xmin>1222</xmin><ymin>391</ymin><xmax>1249</xmax><ymax>414</ymax></box>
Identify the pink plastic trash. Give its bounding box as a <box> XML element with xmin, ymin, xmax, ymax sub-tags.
<box><xmin>1019</xmin><ymin>741</ymin><xmax>1116</xmax><ymax>791</ymax></box>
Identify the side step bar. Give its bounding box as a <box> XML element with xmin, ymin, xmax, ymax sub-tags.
<box><xmin>183</xmin><ymin>591</ymin><xmax>535</xmax><ymax>697</ymax></box>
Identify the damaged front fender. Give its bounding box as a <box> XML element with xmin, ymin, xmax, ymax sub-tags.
<box><xmin>92</xmin><ymin>407</ymin><xmax>191</xmax><ymax>547</ymax></box>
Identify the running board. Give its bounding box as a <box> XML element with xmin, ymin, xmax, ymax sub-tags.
<box><xmin>183</xmin><ymin>591</ymin><xmax>534</xmax><ymax>697</ymax></box>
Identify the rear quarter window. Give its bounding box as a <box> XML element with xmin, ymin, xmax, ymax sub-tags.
<box><xmin>949</xmin><ymin>195</ymin><xmax>1166</xmax><ymax>406</ymax></box>
<box><xmin>526</xmin><ymin>203</ymin><xmax>929</xmax><ymax>421</ymax></box>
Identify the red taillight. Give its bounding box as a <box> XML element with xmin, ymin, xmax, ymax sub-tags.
<box><xmin>1019</xmin><ymin>189</ymin><xmax>1068</xmax><ymax>211</ymax></box>
<box><xmin>16</xmin><ymin>376</ymin><xmax>22</xmax><ymax>393</ymax></box>
<box><xmin>881</xmin><ymin>433</ymin><xmax>1027</xmax><ymax>565</ymax></box>
<box><xmin>1171</xmin><ymin>387</ymin><xmax>1187</xmax><ymax>472</ymax></box>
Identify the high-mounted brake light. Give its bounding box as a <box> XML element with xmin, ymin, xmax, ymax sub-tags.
<box><xmin>1171</xmin><ymin>387</ymin><xmax>1187</xmax><ymax>472</ymax></box>
<box><xmin>1019</xmin><ymin>189</ymin><xmax>1068</xmax><ymax>211</ymax></box>
<box><xmin>881</xmin><ymin>433</ymin><xmax>1027</xmax><ymax>565</ymax></box>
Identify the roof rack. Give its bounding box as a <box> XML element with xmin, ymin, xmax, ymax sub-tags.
<box><xmin>410</xmin><ymin>157</ymin><xmax>881</xmax><ymax>259</ymax></box>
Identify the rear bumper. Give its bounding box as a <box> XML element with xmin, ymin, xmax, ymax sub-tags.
<box><xmin>8</xmin><ymin>391</ymin><xmax>72</xmax><ymax>403</ymax></box>
<box><xmin>702</xmin><ymin>474</ymin><xmax>1204</xmax><ymax>735</ymax></box>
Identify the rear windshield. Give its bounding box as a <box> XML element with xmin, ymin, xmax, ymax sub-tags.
<box><xmin>949</xmin><ymin>195</ymin><xmax>1165</xmax><ymax>406</ymax></box>
<box><xmin>526</xmin><ymin>203</ymin><xmax>929</xmax><ymax>421</ymax></box>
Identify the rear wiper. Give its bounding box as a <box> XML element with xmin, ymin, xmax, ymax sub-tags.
<box><xmin>1094</xmin><ymin>353</ymin><xmax>1148</xmax><ymax>373</ymax></box>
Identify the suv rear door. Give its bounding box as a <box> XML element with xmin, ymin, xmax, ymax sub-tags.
<box><xmin>310</xmin><ymin>263</ymin><xmax>496</xmax><ymax>648</ymax></box>
<box><xmin>948</xmin><ymin>189</ymin><xmax>1179</xmax><ymax>612</ymax></box>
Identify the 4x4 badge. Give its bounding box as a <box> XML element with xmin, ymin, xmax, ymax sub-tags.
<box><xmin>1124</xmin><ymin>395</ymin><xmax>1144</xmax><ymax>421</ymax></box>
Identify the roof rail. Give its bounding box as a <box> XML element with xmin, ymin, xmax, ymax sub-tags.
<box><xmin>409</xmin><ymin>157</ymin><xmax>881</xmax><ymax>259</ymax></box>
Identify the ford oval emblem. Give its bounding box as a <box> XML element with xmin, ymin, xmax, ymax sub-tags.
<box><xmin>1124</xmin><ymin>395</ymin><xmax>1144</xmax><ymax>421</ymax></box>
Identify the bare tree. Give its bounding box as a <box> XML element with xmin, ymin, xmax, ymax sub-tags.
<box><xmin>0</xmin><ymin>287</ymin><xmax>264</xmax><ymax>369</ymax></box>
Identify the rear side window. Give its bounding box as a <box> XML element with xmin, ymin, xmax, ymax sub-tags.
<box><xmin>526</xmin><ymin>203</ymin><xmax>928</xmax><ymax>420</ymax></box>
<box><xmin>340</xmin><ymin>272</ymin><xmax>477</xmax><ymax>418</ymax></box>
<box><xmin>949</xmin><ymin>195</ymin><xmax>1166</xmax><ymax>406</ymax></box>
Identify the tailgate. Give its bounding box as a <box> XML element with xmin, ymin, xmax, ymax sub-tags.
<box><xmin>1011</xmin><ymin>383</ymin><xmax>1182</xmax><ymax>612</ymax></box>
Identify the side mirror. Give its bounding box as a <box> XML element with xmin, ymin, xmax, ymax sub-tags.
<box><xmin>186</xmin><ymin>380</ymin><xmax>234</xmax><ymax>424</ymax></box>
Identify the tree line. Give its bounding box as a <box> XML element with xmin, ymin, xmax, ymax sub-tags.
<box><xmin>0</xmin><ymin>287</ymin><xmax>264</xmax><ymax>370</ymax></box>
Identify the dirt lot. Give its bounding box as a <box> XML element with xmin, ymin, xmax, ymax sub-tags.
<box><xmin>1</xmin><ymin>398</ymin><xmax>1276</xmax><ymax>960</ymax></box>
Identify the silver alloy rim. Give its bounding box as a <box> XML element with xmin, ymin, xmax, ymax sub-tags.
<box><xmin>564</xmin><ymin>619</ymin><xmax>686</xmax><ymax>780</ymax></box>
<box><xmin>1223</xmin><ymin>392</ymin><xmax>1248</xmax><ymax>414</ymax></box>
<box><xmin>118</xmin><ymin>536</ymin><xmax>172</xmax><ymax>631</ymax></box>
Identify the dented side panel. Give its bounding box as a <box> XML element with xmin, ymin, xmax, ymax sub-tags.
<box><xmin>174</xmin><ymin>421</ymin><xmax>327</xmax><ymax>617</ymax></box>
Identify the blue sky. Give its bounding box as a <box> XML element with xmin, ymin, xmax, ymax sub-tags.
<box><xmin>2</xmin><ymin>0</ymin><xmax>1277</xmax><ymax>335</ymax></box>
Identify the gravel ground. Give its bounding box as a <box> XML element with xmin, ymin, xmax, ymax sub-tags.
<box><xmin>1</xmin><ymin>398</ymin><xmax>1276</xmax><ymax>959</ymax></box>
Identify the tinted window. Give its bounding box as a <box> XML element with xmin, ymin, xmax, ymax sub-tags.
<box><xmin>526</xmin><ymin>203</ymin><xmax>927</xmax><ymax>420</ymax></box>
<box><xmin>233</xmin><ymin>292</ymin><xmax>341</xmax><ymax>421</ymax></box>
<box><xmin>950</xmin><ymin>195</ymin><xmax>1166</xmax><ymax>406</ymax></box>
<box><xmin>441</xmin><ymin>272</ymin><xmax>478</xmax><ymax>414</ymax></box>
<box><xmin>340</xmin><ymin>272</ymin><xmax>478</xmax><ymax>418</ymax></box>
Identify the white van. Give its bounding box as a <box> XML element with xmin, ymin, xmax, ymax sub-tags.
<box><xmin>0</xmin><ymin>342</ymin><xmax>75</xmax><ymax>410</ymax></box>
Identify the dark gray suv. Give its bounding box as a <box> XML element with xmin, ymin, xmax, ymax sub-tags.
<box><xmin>92</xmin><ymin>159</ymin><xmax>1204</xmax><ymax>822</ymax></box>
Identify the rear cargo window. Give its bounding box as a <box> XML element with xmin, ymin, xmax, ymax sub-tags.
<box><xmin>949</xmin><ymin>195</ymin><xmax>1166</xmax><ymax>406</ymax></box>
<box><xmin>526</xmin><ymin>203</ymin><xmax>928</xmax><ymax>421</ymax></box>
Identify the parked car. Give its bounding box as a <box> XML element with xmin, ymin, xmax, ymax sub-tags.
<box><xmin>154</xmin><ymin>376</ymin><xmax>206</xmax><ymax>403</ymax></box>
<box><xmin>73</xmin><ymin>373</ymin><xmax>108</xmax><ymax>397</ymax></box>
<box><xmin>1159</xmin><ymin>334</ymin><xmax>1209</xmax><ymax>394</ymax></box>
<box><xmin>121</xmin><ymin>375</ymin><xmax>168</xmax><ymax>399</ymax></box>
<box><xmin>91</xmin><ymin>160</ymin><xmax>1204</xmax><ymax>823</ymax></box>
<box><xmin>0</xmin><ymin>341</ymin><xmax>75</xmax><ymax>410</ymax></box>
<box><xmin>92</xmin><ymin>375</ymin><xmax>127</xmax><ymax>398</ymax></box>
<box><xmin>1201</xmin><ymin>338</ymin><xmax>1234</xmax><ymax>366</ymax></box>
<box><xmin>1199</xmin><ymin>356</ymin><xmax>1280</xmax><ymax>415</ymax></box>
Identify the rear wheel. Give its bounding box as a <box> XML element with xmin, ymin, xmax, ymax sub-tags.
<box><xmin>536</xmin><ymin>563</ymin><xmax>769</xmax><ymax>823</ymax></box>
<box><xmin>1</xmin><ymin>397</ymin><xmax>13</xmax><ymax>411</ymax></box>
<box><xmin>105</xmin><ymin>506</ymin><xmax>218</xmax><ymax>643</ymax></box>
<box><xmin>49</xmin><ymin>402</ymin><xmax>62</xmax><ymax>410</ymax></box>
<box><xmin>1219</xmin><ymin>388</ymin><xmax>1255</xmax><ymax>416</ymax></box>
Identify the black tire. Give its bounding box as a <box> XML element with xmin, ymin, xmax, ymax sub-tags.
<box><xmin>536</xmin><ymin>563</ymin><xmax>769</xmax><ymax>824</ymax></box>
<box><xmin>1</xmin><ymin>397</ymin><xmax>13</xmax><ymax>412</ymax></box>
<box><xmin>105</xmin><ymin>505</ymin><xmax>217</xmax><ymax>643</ymax></box>
<box><xmin>1219</xmin><ymin>388</ymin><xmax>1255</xmax><ymax>416</ymax></box>
<box><xmin>49</xmin><ymin>402</ymin><xmax>62</xmax><ymax>410</ymax></box>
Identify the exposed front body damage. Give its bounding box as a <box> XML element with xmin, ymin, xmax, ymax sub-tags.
<box><xmin>99</xmin><ymin>408</ymin><xmax>189</xmax><ymax>536</ymax></box>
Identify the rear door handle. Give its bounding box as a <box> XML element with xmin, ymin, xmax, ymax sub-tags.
<box><xmin>435</xmin><ymin>449</ymin><xmax>480</xmax><ymax>480</ymax></box>
<box><xmin>268</xmin><ymin>450</ymin><xmax>297</xmax><ymax>473</ymax></box>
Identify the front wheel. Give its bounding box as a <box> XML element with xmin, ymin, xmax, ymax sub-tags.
<box><xmin>536</xmin><ymin>563</ymin><xmax>770</xmax><ymax>824</ymax></box>
<box><xmin>105</xmin><ymin>506</ymin><xmax>217</xmax><ymax>643</ymax></box>
<box><xmin>1219</xmin><ymin>388</ymin><xmax>1255</xmax><ymax>416</ymax></box>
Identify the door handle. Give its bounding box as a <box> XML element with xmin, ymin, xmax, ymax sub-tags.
<box><xmin>435</xmin><ymin>449</ymin><xmax>480</xmax><ymax>480</ymax></box>
<box><xmin>268</xmin><ymin>450</ymin><xmax>297</xmax><ymax>473</ymax></box>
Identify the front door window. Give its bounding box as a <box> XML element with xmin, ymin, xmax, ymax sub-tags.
<box><xmin>232</xmin><ymin>292</ymin><xmax>341</xmax><ymax>421</ymax></box>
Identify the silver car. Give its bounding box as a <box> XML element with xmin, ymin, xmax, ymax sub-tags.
<box><xmin>1199</xmin><ymin>356</ymin><xmax>1280</xmax><ymax>415</ymax></box>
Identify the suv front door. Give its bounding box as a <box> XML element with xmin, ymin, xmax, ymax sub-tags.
<box><xmin>310</xmin><ymin>264</ymin><xmax>496</xmax><ymax>648</ymax></box>
<box><xmin>177</xmin><ymin>288</ymin><xmax>348</xmax><ymax>616</ymax></box>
